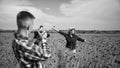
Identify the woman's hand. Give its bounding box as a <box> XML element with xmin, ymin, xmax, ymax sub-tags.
<box><xmin>52</xmin><ymin>26</ymin><xmax>59</xmax><ymax>32</ymax></box>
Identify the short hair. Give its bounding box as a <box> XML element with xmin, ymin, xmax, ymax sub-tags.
<box><xmin>16</xmin><ymin>11</ymin><xmax>35</xmax><ymax>29</ymax></box>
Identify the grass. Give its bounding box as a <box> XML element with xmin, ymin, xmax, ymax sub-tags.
<box><xmin>0</xmin><ymin>32</ymin><xmax>120</xmax><ymax>68</ymax></box>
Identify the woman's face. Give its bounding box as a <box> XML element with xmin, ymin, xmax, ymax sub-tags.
<box><xmin>71</xmin><ymin>29</ymin><xmax>75</xmax><ymax>34</ymax></box>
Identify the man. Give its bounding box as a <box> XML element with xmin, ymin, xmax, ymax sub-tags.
<box><xmin>52</xmin><ymin>26</ymin><xmax>86</xmax><ymax>53</ymax></box>
<box><xmin>12</xmin><ymin>11</ymin><xmax>51</xmax><ymax>68</ymax></box>
<box><xmin>34</xmin><ymin>25</ymin><xmax>51</xmax><ymax>58</ymax></box>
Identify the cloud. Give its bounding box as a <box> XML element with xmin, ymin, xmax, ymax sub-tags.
<box><xmin>60</xmin><ymin>0</ymin><xmax>120</xmax><ymax>18</ymax></box>
<box><xmin>45</xmin><ymin>8</ymin><xmax>51</xmax><ymax>10</ymax></box>
<box><xmin>57</xmin><ymin>0</ymin><xmax>120</xmax><ymax>30</ymax></box>
<box><xmin>0</xmin><ymin>0</ymin><xmax>33</xmax><ymax>6</ymax></box>
<box><xmin>0</xmin><ymin>0</ymin><xmax>53</xmax><ymax>30</ymax></box>
<box><xmin>0</xmin><ymin>0</ymin><xmax>120</xmax><ymax>30</ymax></box>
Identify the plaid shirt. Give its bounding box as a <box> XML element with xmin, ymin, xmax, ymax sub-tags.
<box><xmin>12</xmin><ymin>33</ymin><xmax>51</xmax><ymax>68</ymax></box>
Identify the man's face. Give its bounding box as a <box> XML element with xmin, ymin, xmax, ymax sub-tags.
<box><xmin>24</xmin><ymin>18</ymin><xmax>34</xmax><ymax>33</ymax></box>
<box><xmin>39</xmin><ymin>27</ymin><xmax>43</xmax><ymax>31</ymax></box>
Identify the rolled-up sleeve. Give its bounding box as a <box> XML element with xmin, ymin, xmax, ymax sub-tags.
<box><xmin>13</xmin><ymin>39</ymin><xmax>41</xmax><ymax>61</ymax></box>
<box><xmin>42</xmin><ymin>44</ymin><xmax>51</xmax><ymax>59</ymax></box>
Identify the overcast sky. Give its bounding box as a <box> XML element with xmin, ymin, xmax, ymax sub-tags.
<box><xmin>0</xmin><ymin>0</ymin><xmax>120</xmax><ymax>30</ymax></box>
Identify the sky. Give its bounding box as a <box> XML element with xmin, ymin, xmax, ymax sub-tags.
<box><xmin>0</xmin><ymin>0</ymin><xmax>120</xmax><ymax>30</ymax></box>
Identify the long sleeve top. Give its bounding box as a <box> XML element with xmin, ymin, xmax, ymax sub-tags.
<box><xmin>58</xmin><ymin>31</ymin><xmax>85</xmax><ymax>50</ymax></box>
<box><xmin>12</xmin><ymin>33</ymin><xmax>51</xmax><ymax>65</ymax></box>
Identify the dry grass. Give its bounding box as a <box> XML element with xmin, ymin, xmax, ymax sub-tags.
<box><xmin>0</xmin><ymin>32</ymin><xmax>120</xmax><ymax>68</ymax></box>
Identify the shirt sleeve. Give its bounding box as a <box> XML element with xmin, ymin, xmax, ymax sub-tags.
<box><xmin>59</xmin><ymin>31</ymin><xmax>68</xmax><ymax>37</ymax></box>
<box><xmin>23</xmin><ymin>51</ymin><xmax>40</xmax><ymax>61</ymax></box>
<box><xmin>76</xmin><ymin>35</ymin><xmax>85</xmax><ymax>42</ymax></box>
<box><xmin>21</xmin><ymin>39</ymin><xmax>52</xmax><ymax>61</ymax></box>
<box><xmin>34</xmin><ymin>31</ymin><xmax>39</xmax><ymax>39</ymax></box>
<box><xmin>12</xmin><ymin>40</ymin><xmax>21</xmax><ymax>61</ymax></box>
<box><xmin>15</xmin><ymin>39</ymin><xmax>41</xmax><ymax>61</ymax></box>
<box><xmin>42</xmin><ymin>44</ymin><xmax>51</xmax><ymax>59</ymax></box>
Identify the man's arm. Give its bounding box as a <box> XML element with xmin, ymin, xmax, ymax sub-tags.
<box><xmin>12</xmin><ymin>40</ymin><xmax>40</xmax><ymax>61</ymax></box>
<box><xmin>42</xmin><ymin>44</ymin><xmax>51</xmax><ymax>59</ymax></box>
<box><xmin>12</xmin><ymin>40</ymin><xmax>21</xmax><ymax>61</ymax></box>
<box><xmin>15</xmin><ymin>39</ymin><xmax>42</xmax><ymax>61</ymax></box>
<box><xmin>23</xmin><ymin>51</ymin><xmax>41</xmax><ymax>61</ymax></box>
<box><xmin>33</xmin><ymin>31</ymin><xmax>39</xmax><ymax>39</ymax></box>
<box><xmin>23</xmin><ymin>39</ymin><xmax>52</xmax><ymax>61</ymax></box>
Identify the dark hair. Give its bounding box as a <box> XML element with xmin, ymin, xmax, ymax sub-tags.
<box><xmin>39</xmin><ymin>25</ymin><xmax>43</xmax><ymax>28</ymax></box>
<box><xmin>17</xmin><ymin>11</ymin><xmax>35</xmax><ymax>21</ymax></box>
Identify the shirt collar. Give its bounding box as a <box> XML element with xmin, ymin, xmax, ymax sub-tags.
<box><xmin>14</xmin><ymin>33</ymin><xmax>29</xmax><ymax>40</ymax></box>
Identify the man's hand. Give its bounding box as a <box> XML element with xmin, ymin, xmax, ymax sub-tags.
<box><xmin>37</xmin><ymin>30</ymin><xmax>41</xmax><ymax>36</ymax></box>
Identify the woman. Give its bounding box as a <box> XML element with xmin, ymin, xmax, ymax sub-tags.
<box><xmin>52</xmin><ymin>26</ymin><xmax>86</xmax><ymax>53</ymax></box>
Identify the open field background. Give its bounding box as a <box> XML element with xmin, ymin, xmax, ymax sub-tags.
<box><xmin>0</xmin><ymin>32</ymin><xmax>120</xmax><ymax>68</ymax></box>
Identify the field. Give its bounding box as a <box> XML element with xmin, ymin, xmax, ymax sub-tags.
<box><xmin>0</xmin><ymin>32</ymin><xmax>120</xmax><ymax>68</ymax></box>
